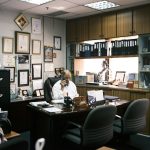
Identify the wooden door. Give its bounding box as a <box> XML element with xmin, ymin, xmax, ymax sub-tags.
<box><xmin>102</xmin><ymin>13</ymin><xmax>117</xmax><ymax>39</ymax></box>
<box><xmin>66</xmin><ymin>19</ymin><xmax>77</xmax><ymax>42</ymax></box>
<box><xmin>117</xmin><ymin>10</ymin><xmax>133</xmax><ymax>37</ymax></box>
<box><xmin>133</xmin><ymin>5</ymin><xmax>150</xmax><ymax>35</ymax></box>
<box><xmin>88</xmin><ymin>14</ymin><xmax>102</xmax><ymax>40</ymax></box>
<box><xmin>76</xmin><ymin>17</ymin><xmax>89</xmax><ymax>42</ymax></box>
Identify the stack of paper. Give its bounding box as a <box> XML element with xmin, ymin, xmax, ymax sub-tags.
<box><xmin>29</xmin><ymin>101</ymin><xmax>53</xmax><ymax>107</ymax></box>
<box><xmin>43</xmin><ymin>107</ymin><xmax>62</xmax><ymax>112</ymax></box>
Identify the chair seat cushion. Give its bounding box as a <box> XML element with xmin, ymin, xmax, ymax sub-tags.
<box><xmin>113</xmin><ymin>119</ymin><xmax>122</xmax><ymax>133</ymax></box>
<box><xmin>63</xmin><ymin>128</ymin><xmax>81</xmax><ymax>145</ymax></box>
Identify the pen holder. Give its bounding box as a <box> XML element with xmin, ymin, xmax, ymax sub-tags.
<box><xmin>64</xmin><ymin>96</ymin><xmax>72</xmax><ymax>108</ymax></box>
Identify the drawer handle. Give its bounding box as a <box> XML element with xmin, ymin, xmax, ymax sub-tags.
<box><xmin>0</xmin><ymin>94</ymin><xmax>3</xmax><ymax>98</ymax></box>
<box><xmin>0</xmin><ymin>78</ymin><xmax>3</xmax><ymax>81</ymax></box>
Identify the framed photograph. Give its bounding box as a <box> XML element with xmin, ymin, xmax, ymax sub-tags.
<box><xmin>22</xmin><ymin>90</ymin><xmax>28</xmax><ymax>96</ymax></box>
<box><xmin>18</xmin><ymin>55</ymin><xmax>29</xmax><ymax>64</ymax></box>
<box><xmin>32</xmin><ymin>64</ymin><xmax>42</xmax><ymax>80</ymax></box>
<box><xmin>18</xmin><ymin>70</ymin><xmax>29</xmax><ymax>87</ymax></box>
<box><xmin>15</xmin><ymin>14</ymin><xmax>29</xmax><ymax>30</ymax></box>
<box><xmin>15</xmin><ymin>31</ymin><xmax>30</xmax><ymax>54</ymax></box>
<box><xmin>5</xmin><ymin>67</ymin><xmax>15</xmax><ymax>82</ymax></box>
<box><xmin>44</xmin><ymin>46</ymin><xmax>53</xmax><ymax>62</ymax></box>
<box><xmin>54</xmin><ymin>36</ymin><xmax>61</xmax><ymax>50</ymax></box>
<box><xmin>2</xmin><ymin>37</ymin><xmax>13</xmax><ymax>53</ymax></box>
<box><xmin>32</xmin><ymin>18</ymin><xmax>42</xmax><ymax>34</ymax></box>
<box><xmin>32</xmin><ymin>40</ymin><xmax>41</xmax><ymax>54</ymax></box>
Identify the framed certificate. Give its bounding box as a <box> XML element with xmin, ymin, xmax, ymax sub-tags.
<box><xmin>32</xmin><ymin>18</ymin><xmax>42</xmax><ymax>34</ymax></box>
<box><xmin>2</xmin><ymin>37</ymin><xmax>13</xmax><ymax>53</ymax></box>
<box><xmin>18</xmin><ymin>70</ymin><xmax>29</xmax><ymax>86</ymax></box>
<box><xmin>32</xmin><ymin>64</ymin><xmax>42</xmax><ymax>80</ymax></box>
<box><xmin>54</xmin><ymin>36</ymin><xmax>61</xmax><ymax>50</ymax></box>
<box><xmin>32</xmin><ymin>40</ymin><xmax>41</xmax><ymax>54</ymax></box>
<box><xmin>15</xmin><ymin>31</ymin><xmax>30</xmax><ymax>54</ymax></box>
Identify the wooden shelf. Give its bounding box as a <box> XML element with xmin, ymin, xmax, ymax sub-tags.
<box><xmin>75</xmin><ymin>55</ymin><xmax>138</xmax><ymax>59</ymax></box>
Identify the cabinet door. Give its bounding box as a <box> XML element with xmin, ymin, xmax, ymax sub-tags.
<box><xmin>66</xmin><ymin>19</ymin><xmax>77</xmax><ymax>42</ymax></box>
<box><xmin>76</xmin><ymin>17</ymin><xmax>89</xmax><ymax>42</ymax></box>
<box><xmin>102</xmin><ymin>13</ymin><xmax>117</xmax><ymax>39</ymax></box>
<box><xmin>88</xmin><ymin>14</ymin><xmax>102</xmax><ymax>40</ymax></box>
<box><xmin>117</xmin><ymin>10</ymin><xmax>133</xmax><ymax>37</ymax></box>
<box><xmin>133</xmin><ymin>5</ymin><xmax>150</xmax><ymax>35</ymax></box>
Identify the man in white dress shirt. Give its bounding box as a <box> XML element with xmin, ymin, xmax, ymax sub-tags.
<box><xmin>52</xmin><ymin>70</ymin><xmax>78</xmax><ymax>100</ymax></box>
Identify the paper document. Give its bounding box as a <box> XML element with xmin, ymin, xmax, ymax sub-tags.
<box><xmin>87</xmin><ymin>90</ymin><xmax>104</xmax><ymax>101</ymax></box>
<box><xmin>29</xmin><ymin>101</ymin><xmax>53</xmax><ymax>107</ymax></box>
<box><xmin>43</xmin><ymin>107</ymin><xmax>62</xmax><ymax>112</ymax></box>
<box><xmin>51</xmin><ymin>99</ymin><xmax>64</xmax><ymax>104</ymax></box>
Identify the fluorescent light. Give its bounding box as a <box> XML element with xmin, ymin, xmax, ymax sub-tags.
<box><xmin>85</xmin><ymin>0</ymin><xmax>120</xmax><ymax>10</ymax></box>
<box><xmin>21</xmin><ymin>0</ymin><xmax>53</xmax><ymax>5</ymax></box>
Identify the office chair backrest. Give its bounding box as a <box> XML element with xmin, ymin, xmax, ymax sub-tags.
<box><xmin>123</xmin><ymin>99</ymin><xmax>149</xmax><ymax>134</ymax></box>
<box><xmin>44</xmin><ymin>77</ymin><xmax>60</xmax><ymax>102</ymax></box>
<box><xmin>82</xmin><ymin>105</ymin><xmax>117</xmax><ymax>148</ymax></box>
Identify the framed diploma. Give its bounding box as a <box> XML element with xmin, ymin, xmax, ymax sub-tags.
<box><xmin>18</xmin><ymin>70</ymin><xmax>29</xmax><ymax>87</ymax></box>
<box><xmin>32</xmin><ymin>18</ymin><xmax>42</xmax><ymax>34</ymax></box>
<box><xmin>2</xmin><ymin>37</ymin><xmax>13</xmax><ymax>53</ymax></box>
<box><xmin>54</xmin><ymin>36</ymin><xmax>61</xmax><ymax>50</ymax></box>
<box><xmin>32</xmin><ymin>40</ymin><xmax>41</xmax><ymax>54</ymax></box>
<box><xmin>5</xmin><ymin>67</ymin><xmax>15</xmax><ymax>82</ymax></box>
<box><xmin>15</xmin><ymin>31</ymin><xmax>30</xmax><ymax>54</ymax></box>
<box><xmin>32</xmin><ymin>64</ymin><xmax>42</xmax><ymax>80</ymax></box>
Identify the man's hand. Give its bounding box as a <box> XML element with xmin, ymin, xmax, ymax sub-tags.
<box><xmin>60</xmin><ymin>80</ymin><xmax>67</xmax><ymax>90</ymax></box>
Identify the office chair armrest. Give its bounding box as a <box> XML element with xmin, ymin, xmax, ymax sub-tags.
<box><xmin>115</xmin><ymin>114</ymin><xmax>122</xmax><ymax>119</ymax></box>
<box><xmin>67</xmin><ymin>121</ymin><xmax>82</xmax><ymax>129</ymax></box>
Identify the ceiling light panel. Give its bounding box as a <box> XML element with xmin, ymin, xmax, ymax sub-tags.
<box><xmin>85</xmin><ymin>0</ymin><xmax>120</xmax><ymax>10</ymax></box>
<box><xmin>21</xmin><ymin>0</ymin><xmax>54</xmax><ymax>5</ymax></box>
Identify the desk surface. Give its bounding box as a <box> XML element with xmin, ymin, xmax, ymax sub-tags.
<box><xmin>28</xmin><ymin>99</ymin><xmax>129</xmax><ymax>117</ymax></box>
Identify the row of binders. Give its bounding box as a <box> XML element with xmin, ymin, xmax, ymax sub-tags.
<box><xmin>78</xmin><ymin>39</ymin><xmax>138</xmax><ymax>57</ymax></box>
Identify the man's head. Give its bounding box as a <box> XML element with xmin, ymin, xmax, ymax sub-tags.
<box><xmin>62</xmin><ymin>70</ymin><xmax>72</xmax><ymax>84</ymax></box>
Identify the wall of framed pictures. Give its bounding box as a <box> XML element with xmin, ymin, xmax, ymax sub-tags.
<box><xmin>0</xmin><ymin>9</ymin><xmax>66</xmax><ymax>100</ymax></box>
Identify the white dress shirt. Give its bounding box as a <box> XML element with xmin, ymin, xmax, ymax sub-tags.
<box><xmin>52</xmin><ymin>80</ymin><xmax>78</xmax><ymax>100</ymax></box>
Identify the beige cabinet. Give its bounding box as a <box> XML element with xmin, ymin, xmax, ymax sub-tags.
<box><xmin>76</xmin><ymin>17</ymin><xmax>89</xmax><ymax>42</ymax></box>
<box><xmin>117</xmin><ymin>10</ymin><xmax>133</xmax><ymax>37</ymax></box>
<box><xmin>88</xmin><ymin>14</ymin><xmax>102</xmax><ymax>40</ymax></box>
<box><xmin>133</xmin><ymin>5</ymin><xmax>150</xmax><ymax>35</ymax></box>
<box><xmin>102</xmin><ymin>13</ymin><xmax>117</xmax><ymax>39</ymax></box>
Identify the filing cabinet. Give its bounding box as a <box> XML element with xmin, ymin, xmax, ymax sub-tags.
<box><xmin>0</xmin><ymin>70</ymin><xmax>10</xmax><ymax>110</ymax></box>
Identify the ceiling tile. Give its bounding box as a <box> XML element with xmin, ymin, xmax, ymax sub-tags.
<box><xmin>65</xmin><ymin>0</ymin><xmax>101</xmax><ymax>5</ymax></box>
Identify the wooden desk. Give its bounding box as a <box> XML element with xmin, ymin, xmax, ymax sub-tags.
<box><xmin>4</xmin><ymin>131</ymin><xmax>20</xmax><ymax>140</ymax></box>
<box><xmin>28</xmin><ymin>100</ymin><xmax>129</xmax><ymax>150</ymax></box>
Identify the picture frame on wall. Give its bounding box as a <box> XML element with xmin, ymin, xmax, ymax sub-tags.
<box><xmin>5</xmin><ymin>67</ymin><xmax>15</xmax><ymax>82</ymax></box>
<box><xmin>32</xmin><ymin>63</ymin><xmax>42</xmax><ymax>80</ymax></box>
<box><xmin>44</xmin><ymin>46</ymin><xmax>53</xmax><ymax>62</ymax></box>
<box><xmin>15</xmin><ymin>31</ymin><xmax>30</xmax><ymax>54</ymax></box>
<box><xmin>18</xmin><ymin>70</ymin><xmax>29</xmax><ymax>87</ymax></box>
<box><xmin>32</xmin><ymin>40</ymin><xmax>41</xmax><ymax>54</ymax></box>
<box><xmin>15</xmin><ymin>14</ymin><xmax>29</xmax><ymax>30</ymax></box>
<box><xmin>32</xmin><ymin>18</ymin><xmax>42</xmax><ymax>34</ymax></box>
<box><xmin>54</xmin><ymin>36</ymin><xmax>61</xmax><ymax>50</ymax></box>
<box><xmin>2</xmin><ymin>37</ymin><xmax>13</xmax><ymax>54</ymax></box>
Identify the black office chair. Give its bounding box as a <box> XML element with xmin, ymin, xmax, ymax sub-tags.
<box><xmin>113</xmin><ymin>98</ymin><xmax>149</xmax><ymax>135</ymax></box>
<box><xmin>0</xmin><ymin>138</ymin><xmax>28</xmax><ymax>150</ymax></box>
<box><xmin>62</xmin><ymin>105</ymin><xmax>117</xmax><ymax>150</ymax></box>
<box><xmin>44</xmin><ymin>77</ymin><xmax>60</xmax><ymax>102</ymax></box>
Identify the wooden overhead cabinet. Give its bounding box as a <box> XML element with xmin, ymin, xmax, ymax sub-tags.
<box><xmin>133</xmin><ymin>5</ymin><xmax>150</xmax><ymax>35</ymax></box>
<box><xmin>66</xmin><ymin>19</ymin><xmax>77</xmax><ymax>42</ymax></box>
<box><xmin>117</xmin><ymin>10</ymin><xmax>133</xmax><ymax>37</ymax></box>
<box><xmin>102</xmin><ymin>13</ymin><xmax>117</xmax><ymax>39</ymax></box>
<box><xmin>88</xmin><ymin>14</ymin><xmax>102</xmax><ymax>40</ymax></box>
